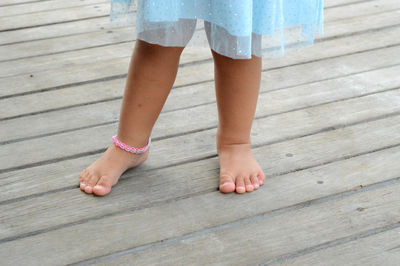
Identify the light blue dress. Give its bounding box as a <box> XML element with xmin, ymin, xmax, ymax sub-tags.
<box><xmin>110</xmin><ymin>0</ymin><xmax>324</xmax><ymax>59</ymax></box>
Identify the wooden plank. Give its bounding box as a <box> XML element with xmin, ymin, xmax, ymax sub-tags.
<box><xmin>1</xmin><ymin>21</ymin><xmax>133</xmax><ymax>61</ymax></box>
<box><xmin>276</xmin><ymin>227</ymin><xmax>400</xmax><ymax>265</ymax></box>
<box><xmin>1</xmin><ymin>58</ymin><xmax>400</xmax><ymax>144</ymax></box>
<box><xmin>0</xmin><ymin>46</ymin><xmax>210</xmax><ymax>97</ymax></box>
<box><xmin>0</xmin><ymin>82</ymin><xmax>398</xmax><ymax>201</ymax></box>
<box><xmin>0</xmin><ymin>0</ymin><xmax>354</xmax><ymax>9</ymax></box>
<box><xmin>0</xmin><ymin>16</ymin><xmax>113</xmax><ymax>45</ymax></box>
<box><xmin>1</xmin><ymin>7</ymin><xmax>399</xmax><ymax>84</ymax></box>
<box><xmin>0</xmin><ymin>0</ymin><xmax>106</xmax><ymax>17</ymax></box>
<box><xmin>327</xmin><ymin>0</ymin><xmax>374</xmax><ymax>6</ymax></box>
<box><xmin>0</xmin><ymin>0</ymin><xmax>382</xmax><ymax>46</ymax></box>
<box><xmin>1</xmin><ymin>0</ymin><xmax>399</xmax><ymax>62</ymax></box>
<box><xmin>0</xmin><ymin>0</ymin><xmax>388</xmax><ymax>34</ymax></box>
<box><xmin>0</xmin><ymin>2</ymin><xmax>109</xmax><ymax>31</ymax></box>
<box><xmin>93</xmin><ymin>183</ymin><xmax>400</xmax><ymax>265</ymax></box>
<box><xmin>0</xmin><ymin>0</ymin><xmax>359</xmax><ymax>18</ymax></box>
<box><xmin>323</xmin><ymin>8</ymin><xmax>400</xmax><ymax>38</ymax></box>
<box><xmin>1</xmin><ymin>60</ymin><xmax>400</xmax><ymax>170</ymax></box>
<box><xmin>1</xmin><ymin>20</ymin><xmax>400</xmax><ymax>118</ymax></box>
<box><xmin>2</xmin><ymin>7</ymin><xmax>399</xmax><ymax>90</ymax></box>
<box><xmin>1</xmin><ymin>84</ymin><xmax>400</xmax><ymax>202</ymax></box>
<box><xmin>325</xmin><ymin>0</ymin><xmax>399</xmax><ymax>22</ymax></box>
<box><xmin>1</xmin><ymin>161</ymin><xmax>399</xmax><ymax>265</ymax></box>
<box><xmin>1</xmin><ymin>110</ymin><xmax>400</xmax><ymax>241</ymax></box>
<box><xmin>0</xmin><ymin>0</ymin><xmax>54</xmax><ymax>6</ymax></box>
<box><xmin>1</xmin><ymin>1</ymin><xmax>398</xmax><ymax>265</ymax></box>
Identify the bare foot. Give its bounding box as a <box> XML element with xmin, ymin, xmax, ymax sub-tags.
<box><xmin>217</xmin><ymin>141</ymin><xmax>266</xmax><ymax>194</ymax></box>
<box><xmin>79</xmin><ymin>143</ymin><xmax>149</xmax><ymax>196</ymax></box>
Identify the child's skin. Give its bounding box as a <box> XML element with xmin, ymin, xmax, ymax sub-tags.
<box><xmin>79</xmin><ymin>39</ymin><xmax>266</xmax><ymax>196</ymax></box>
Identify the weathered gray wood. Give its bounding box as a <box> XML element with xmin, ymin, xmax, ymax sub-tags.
<box><xmin>2</xmin><ymin>19</ymin><xmax>400</xmax><ymax>118</ymax></box>
<box><xmin>0</xmin><ymin>71</ymin><xmax>399</xmax><ymax>200</ymax></box>
<box><xmin>1</xmin><ymin>63</ymin><xmax>399</xmax><ymax>171</ymax></box>
<box><xmin>0</xmin><ymin>0</ymin><xmax>368</xmax><ymax>10</ymax></box>
<box><xmin>1</xmin><ymin>85</ymin><xmax>399</xmax><ymax>202</ymax></box>
<box><xmin>0</xmin><ymin>0</ymin><xmax>399</xmax><ymax>265</ymax></box>
<box><xmin>0</xmin><ymin>15</ymin><xmax>400</xmax><ymax>87</ymax></box>
<box><xmin>1</xmin><ymin>167</ymin><xmax>399</xmax><ymax>265</ymax></box>
<box><xmin>0</xmin><ymin>0</ymin><xmax>390</xmax><ymax>39</ymax></box>
<box><xmin>276</xmin><ymin>227</ymin><xmax>400</xmax><ymax>266</ymax></box>
<box><xmin>0</xmin><ymin>0</ymin><xmax>350</xmax><ymax>8</ymax></box>
<box><xmin>0</xmin><ymin>2</ymin><xmax>109</xmax><ymax>32</ymax></box>
<box><xmin>326</xmin><ymin>0</ymin><xmax>399</xmax><ymax>22</ymax></box>
<box><xmin>1</xmin><ymin>0</ymin><xmax>399</xmax><ymax>79</ymax></box>
<box><xmin>0</xmin><ymin>16</ymin><xmax>113</xmax><ymax>45</ymax></box>
<box><xmin>0</xmin><ymin>0</ymin><xmax>383</xmax><ymax>46</ymax></box>
<box><xmin>92</xmin><ymin>183</ymin><xmax>400</xmax><ymax>266</ymax></box>
<box><xmin>1</xmin><ymin>58</ymin><xmax>400</xmax><ymax>144</ymax></box>
<box><xmin>0</xmin><ymin>0</ymin><xmax>106</xmax><ymax>17</ymax></box>
<box><xmin>0</xmin><ymin>0</ymin><xmax>61</xmax><ymax>6</ymax></box>
<box><xmin>1</xmin><ymin>112</ymin><xmax>400</xmax><ymax>242</ymax></box>
<box><xmin>0</xmin><ymin>46</ymin><xmax>210</xmax><ymax>97</ymax></box>
<box><xmin>1</xmin><ymin>84</ymin><xmax>400</xmax><ymax>202</ymax></box>
<box><xmin>0</xmin><ymin>6</ymin><xmax>399</xmax><ymax>96</ymax></box>
<box><xmin>0</xmin><ymin>0</ymin><xmax>43</xmax><ymax>6</ymax></box>
<box><xmin>2</xmin><ymin>0</ymin><xmax>398</xmax><ymax>61</ymax></box>
<box><xmin>1</xmin><ymin>22</ymin><xmax>133</xmax><ymax>61</ymax></box>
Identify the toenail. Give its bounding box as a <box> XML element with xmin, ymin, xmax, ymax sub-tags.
<box><xmin>254</xmin><ymin>184</ymin><xmax>259</xmax><ymax>188</ymax></box>
<box><xmin>94</xmin><ymin>185</ymin><xmax>102</xmax><ymax>190</ymax></box>
<box><xmin>220</xmin><ymin>182</ymin><xmax>231</xmax><ymax>187</ymax></box>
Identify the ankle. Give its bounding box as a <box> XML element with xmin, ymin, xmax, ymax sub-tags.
<box><xmin>116</xmin><ymin>133</ymin><xmax>151</xmax><ymax>148</ymax></box>
<box><xmin>216</xmin><ymin>130</ymin><xmax>251</xmax><ymax>148</ymax></box>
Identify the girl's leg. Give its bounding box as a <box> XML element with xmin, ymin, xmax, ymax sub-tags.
<box><xmin>79</xmin><ymin>39</ymin><xmax>185</xmax><ymax>196</ymax></box>
<box><xmin>211</xmin><ymin>49</ymin><xmax>266</xmax><ymax>194</ymax></box>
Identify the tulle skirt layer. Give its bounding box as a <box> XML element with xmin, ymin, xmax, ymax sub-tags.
<box><xmin>110</xmin><ymin>0</ymin><xmax>324</xmax><ymax>59</ymax></box>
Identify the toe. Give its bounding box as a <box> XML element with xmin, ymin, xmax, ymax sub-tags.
<box><xmin>258</xmin><ymin>170</ymin><xmax>266</xmax><ymax>185</ymax></box>
<box><xmin>79</xmin><ymin>169</ymin><xmax>89</xmax><ymax>188</ymax></box>
<box><xmin>87</xmin><ymin>173</ymin><xmax>99</xmax><ymax>187</ymax></box>
<box><xmin>219</xmin><ymin>173</ymin><xmax>235</xmax><ymax>193</ymax></box>
<box><xmin>84</xmin><ymin>185</ymin><xmax>93</xmax><ymax>194</ymax></box>
<box><xmin>93</xmin><ymin>175</ymin><xmax>113</xmax><ymax>196</ymax></box>
<box><xmin>83</xmin><ymin>173</ymin><xmax>99</xmax><ymax>194</ymax></box>
<box><xmin>235</xmin><ymin>176</ymin><xmax>246</xmax><ymax>194</ymax></box>
<box><xmin>244</xmin><ymin>176</ymin><xmax>254</xmax><ymax>192</ymax></box>
<box><xmin>80</xmin><ymin>182</ymin><xmax>86</xmax><ymax>191</ymax></box>
<box><xmin>250</xmin><ymin>174</ymin><xmax>259</xmax><ymax>189</ymax></box>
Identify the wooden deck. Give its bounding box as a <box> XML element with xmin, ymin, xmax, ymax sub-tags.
<box><xmin>1</xmin><ymin>0</ymin><xmax>400</xmax><ymax>265</ymax></box>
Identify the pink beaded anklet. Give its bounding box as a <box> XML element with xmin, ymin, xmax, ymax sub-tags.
<box><xmin>112</xmin><ymin>135</ymin><xmax>151</xmax><ymax>154</ymax></box>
